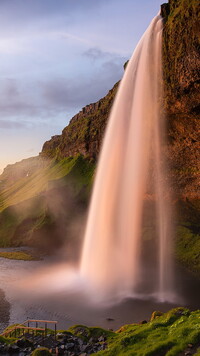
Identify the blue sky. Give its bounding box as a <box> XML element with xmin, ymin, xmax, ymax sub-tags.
<box><xmin>0</xmin><ymin>0</ymin><xmax>162</xmax><ymax>172</ymax></box>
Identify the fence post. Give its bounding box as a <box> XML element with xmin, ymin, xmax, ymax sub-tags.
<box><xmin>55</xmin><ymin>323</ymin><xmax>57</xmax><ymax>341</ymax></box>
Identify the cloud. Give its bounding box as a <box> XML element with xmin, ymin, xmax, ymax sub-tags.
<box><xmin>83</xmin><ymin>47</ymin><xmax>122</xmax><ymax>62</ymax></box>
<box><xmin>55</xmin><ymin>31</ymin><xmax>91</xmax><ymax>46</ymax></box>
<box><xmin>0</xmin><ymin>78</ymin><xmax>65</xmax><ymax>122</ymax></box>
<box><xmin>0</xmin><ymin>53</ymin><xmax>126</xmax><ymax>131</ymax></box>
<box><xmin>0</xmin><ymin>78</ymin><xmax>19</xmax><ymax>98</ymax></box>
<box><xmin>42</xmin><ymin>56</ymin><xmax>125</xmax><ymax>110</ymax></box>
<box><xmin>0</xmin><ymin>119</ymin><xmax>28</xmax><ymax>129</ymax></box>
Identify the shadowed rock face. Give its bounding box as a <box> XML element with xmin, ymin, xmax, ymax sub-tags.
<box><xmin>162</xmin><ymin>0</ymin><xmax>200</xmax><ymax>198</ymax></box>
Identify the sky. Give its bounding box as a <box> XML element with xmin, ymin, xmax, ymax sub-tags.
<box><xmin>0</xmin><ymin>0</ymin><xmax>162</xmax><ymax>173</ymax></box>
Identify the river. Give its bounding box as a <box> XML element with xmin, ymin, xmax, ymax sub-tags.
<box><xmin>0</xmin><ymin>248</ymin><xmax>199</xmax><ymax>333</ymax></box>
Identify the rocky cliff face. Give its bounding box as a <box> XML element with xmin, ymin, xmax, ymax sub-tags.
<box><xmin>41</xmin><ymin>82</ymin><xmax>119</xmax><ymax>161</ymax></box>
<box><xmin>162</xmin><ymin>0</ymin><xmax>200</xmax><ymax>198</ymax></box>
<box><xmin>41</xmin><ymin>0</ymin><xmax>199</xmax><ymax>199</ymax></box>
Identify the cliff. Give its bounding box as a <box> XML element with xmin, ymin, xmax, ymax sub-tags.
<box><xmin>40</xmin><ymin>0</ymin><xmax>200</xmax><ymax>199</ymax></box>
<box><xmin>0</xmin><ymin>0</ymin><xmax>199</xmax><ymax>272</ymax></box>
<box><xmin>162</xmin><ymin>0</ymin><xmax>200</xmax><ymax>198</ymax></box>
<box><xmin>41</xmin><ymin>82</ymin><xmax>119</xmax><ymax>161</ymax></box>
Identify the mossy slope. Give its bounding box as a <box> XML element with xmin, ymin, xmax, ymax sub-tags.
<box><xmin>93</xmin><ymin>308</ymin><xmax>200</xmax><ymax>356</ymax></box>
<box><xmin>0</xmin><ymin>155</ymin><xmax>94</xmax><ymax>249</ymax></box>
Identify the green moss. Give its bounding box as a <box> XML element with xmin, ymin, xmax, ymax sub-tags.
<box><xmin>2</xmin><ymin>309</ymin><xmax>200</xmax><ymax>356</ymax></box>
<box><xmin>176</xmin><ymin>226</ymin><xmax>200</xmax><ymax>273</ymax></box>
<box><xmin>68</xmin><ymin>324</ymin><xmax>115</xmax><ymax>342</ymax></box>
<box><xmin>31</xmin><ymin>348</ymin><xmax>51</xmax><ymax>356</ymax></box>
<box><xmin>94</xmin><ymin>308</ymin><xmax>200</xmax><ymax>356</ymax></box>
<box><xmin>0</xmin><ymin>335</ymin><xmax>11</xmax><ymax>345</ymax></box>
<box><xmin>0</xmin><ymin>251</ymin><xmax>39</xmax><ymax>261</ymax></box>
<box><xmin>150</xmin><ymin>311</ymin><xmax>164</xmax><ymax>321</ymax></box>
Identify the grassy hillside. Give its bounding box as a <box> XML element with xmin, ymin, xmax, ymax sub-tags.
<box><xmin>0</xmin><ymin>155</ymin><xmax>95</xmax><ymax>249</ymax></box>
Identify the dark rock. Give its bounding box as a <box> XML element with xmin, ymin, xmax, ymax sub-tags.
<box><xmin>140</xmin><ymin>320</ymin><xmax>148</xmax><ymax>324</ymax></box>
<box><xmin>163</xmin><ymin>0</ymin><xmax>200</xmax><ymax>198</ymax></box>
<box><xmin>7</xmin><ymin>344</ymin><xmax>20</xmax><ymax>353</ymax></box>
<box><xmin>65</xmin><ymin>342</ymin><xmax>75</xmax><ymax>350</ymax></box>
<box><xmin>160</xmin><ymin>3</ymin><xmax>170</xmax><ymax>20</ymax></box>
<box><xmin>100</xmin><ymin>343</ymin><xmax>107</xmax><ymax>350</ymax></box>
<box><xmin>98</xmin><ymin>336</ymin><xmax>106</xmax><ymax>342</ymax></box>
<box><xmin>16</xmin><ymin>338</ymin><xmax>33</xmax><ymax>348</ymax></box>
<box><xmin>123</xmin><ymin>60</ymin><xmax>129</xmax><ymax>70</ymax></box>
<box><xmin>77</xmin><ymin>338</ymin><xmax>84</xmax><ymax>346</ymax></box>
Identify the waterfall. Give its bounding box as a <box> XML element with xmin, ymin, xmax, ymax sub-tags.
<box><xmin>80</xmin><ymin>14</ymin><xmax>174</xmax><ymax>302</ymax></box>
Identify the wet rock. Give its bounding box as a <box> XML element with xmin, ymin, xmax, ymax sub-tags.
<box><xmin>16</xmin><ymin>338</ymin><xmax>33</xmax><ymax>348</ymax></box>
<box><xmin>7</xmin><ymin>344</ymin><xmax>20</xmax><ymax>353</ymax></box>
<box><xmin>160</xmin><ymin>3</ymin><xmax>170</xmax><ymax>20</ymax></box>
<box><xmin>77</xmin><ymin>338</ymin><xmax>84</xmax><ymax>346</ymax></box>
<box><xmin>98</xmin><ymin>335</ymin><xmax>106</xmax><ymax>342</ymax></box>
<box><xmin>65</xmin><ymin>342</ymin><xmax>75</xmax><ymax>350</ymax></box>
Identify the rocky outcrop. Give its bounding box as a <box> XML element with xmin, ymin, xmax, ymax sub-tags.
<box><xmin>41</xmin><ymin>82</ymin><xmax>119</xmax><ymax>161</ymax></box>
<box><xmin>162</xmin><ymin>0</ymin><xmax>200</xmax><ymax>198</ymax></box>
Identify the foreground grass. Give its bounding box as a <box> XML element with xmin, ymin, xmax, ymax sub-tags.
<box><xmin>0</xmin><ymin>251</ymin><xmax>40</xmax><ymax>261</ymax></box>
<box><xmin>2</xmin><ymin>308</ymin><xmax>200</xmax><ymax>356</ymax></box>
<box><xmin>93</xmin><ymin>308</ymin><xmax>200</xmax><ymax>356</ymax></box>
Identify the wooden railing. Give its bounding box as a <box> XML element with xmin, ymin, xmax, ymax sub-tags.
<box><xmin>2</xmin><ymin>319</ymin><xmax>58</xmax><ymax>340</ymax></box>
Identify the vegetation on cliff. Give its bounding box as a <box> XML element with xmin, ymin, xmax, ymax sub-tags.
<box><xmin>41</xmin><ymin>82</ymin><xmax>119</xmax><ymax>161</ymax></box>
<box><xmin>163</xmin><ymin>0</ymin><xmax>200</xmax><ymax>197</ymax></box>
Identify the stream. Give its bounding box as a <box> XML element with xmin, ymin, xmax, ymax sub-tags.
<box><xmin>0</xmin><ymin>248</ymin><xmax>199</xmax><ymax>333</ymax></box>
